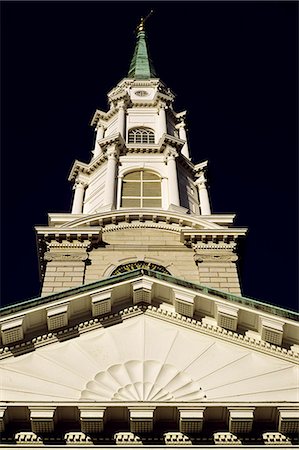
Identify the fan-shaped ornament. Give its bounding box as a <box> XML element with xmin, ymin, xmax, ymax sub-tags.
<box><xmin>80</xmin><ymin>360</ymin><xmax>206</xmax><ymax>401</ymax></box>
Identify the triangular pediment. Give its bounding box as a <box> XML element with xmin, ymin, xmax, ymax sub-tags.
<box><xmin>1</xmin><ymin>314</ymin><xmax>298</xmax><ymax>404</ymax></box>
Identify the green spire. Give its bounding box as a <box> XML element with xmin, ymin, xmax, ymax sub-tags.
<box><xmin>127</xmin><ymin>14</ymin><xmax>157</xmax><ymax>80</ymax></box>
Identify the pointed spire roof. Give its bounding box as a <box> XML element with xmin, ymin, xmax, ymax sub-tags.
<box><xmin>127</xmin><ymin>14</ymin><xmax>157</xmax><ymax>80</ymax></box>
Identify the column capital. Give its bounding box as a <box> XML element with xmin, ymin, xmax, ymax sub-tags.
<box><xmin>164</xmin><ymin>147</ymin><xmax>178</xmax><ymax>161</ymax></box>
<box><xmin>74</xmin><ymin>176</ymin><xmax>88</xmax><ymax>189</ymax></box>
<box><xmin>106</xmin><ymin>144</ymin><xmax>119</xmax><ymax>159</ymax></box>
<box><xmin>159</xmin><ymin>101</ymin><xmax>168</xmax><ymax>110</ymax></box>
<box><xmin>96</xmin><ymin>121</ymin><xmax>105</xmax><ymax>130</ymax></box>
<box><xmin>118</xmin><ymin>101</ymin><xmax>125</xmax><ymax>109</ymax></box>
<box><xmin>175</xmin><ymin>120</ymin><xmax>186</xmax><ymax>129</ymax></box>
<box><xmin>194</xmin><ymin>172</ymin><xmax>207</xmax><ymax>189</ymax></box>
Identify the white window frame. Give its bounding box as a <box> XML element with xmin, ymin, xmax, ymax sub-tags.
<box><xmin>121</xmin><ymin>170</ymin><xmax>162</xmax><ymax>208</ymax></box>
<box><xmin>128</xmin><ymin>128</ymin><xmax>155</xmax><ymax>145</ymax></box>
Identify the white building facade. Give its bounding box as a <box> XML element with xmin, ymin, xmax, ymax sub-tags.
<box><xmin>0</xmin><ymin>19</ymin><xmax>298</xmax><ymax>449</ymax></box>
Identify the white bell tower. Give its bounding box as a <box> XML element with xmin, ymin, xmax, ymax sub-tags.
<box><xmin>69</xmin><ymin>19</ymin><xmax>210</xmax><ymax>216</ymax></box>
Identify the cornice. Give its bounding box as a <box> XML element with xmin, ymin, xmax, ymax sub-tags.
<box><xmin>35</xmin><ymin>221</ymin><xmax>245</xmax><ymax>263</ymax></box>
<box><xmin>35</xmin><ymin>227</ymin><xmax>102</xmax><ymax>241</ymax></box>
<box><xmin>1</xmin><ymin>270</ymin><xmax>298</xmax><ymax>362</ymax></box>
<box><xmin>0</xmin><ymin>303</ymin><xmax>298</xmax><ymax>363</ymax></box>
<box><xmin>124</xmin><ymin>134</ymin><xmax>185</xmax><ymax>155</ymax></box>
<box><xmin>48</xmin><ymin>213</ymin><xmax>236</xmax><ymax>227</ymax></box>
<box><xmin>68</xmin><ymin>133</ymin><xmax>186</xmax><ymax>182</ymax></box>
<box><xmin>181</xmin><ymin>228</ymin><xmax>247</xmax><ymax>245</ymax></box>
<box><xmin>56</xmin><ymin>211</ymin><xmax>225</xmax><ymax>230</ymax></box>
<box><xmin>90</xmin><ymin>108</ymin><xmax>118</xmax><ymax>127</ymax></box>
<box><xmin>68</xmin><ymin>155</ymin><xmax>106</xmax><ymax>182</ymax></box>
<box><xmin>2</xmin><ymin>400</ymin><xmax>298</xmax><ymax>408</ymax></box>
<box><xmin>68</xmin><ymin>134</ymin><xmax>125</xmax><ymax>182</ymax></box>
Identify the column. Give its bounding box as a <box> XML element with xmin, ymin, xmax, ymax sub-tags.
<box><xmin>167</xmin><ymin>151</ymin><xmax>180</xmax><ymax>207</ymax></box>
<box><xmin>93</xmin><ymin>124</ymin><xmax>105</xmax><ymax>158</ymax></box>
<box><xmin>103</xmin><ymin>146</ymin><xmax>118</xmax><ymax>208</ymax></box>
<box><xmin>177</xmin><ymin>122</ymin><xmax>190</xmax><ymax>159</ymax></box>
<box><xmin>195</xmin><ymin>174</ymin><xmax>211</xmax><ymax>215</ymax></box>
<box><xmin>118</xmin><ymin>102</ymin><xmax>126</xmax><ymax>138</ymax></box>
<box><xmin>158</xmin><ymin>104</ymin><xmax>167</xmax><ymax>137</ymax></box>
<box><xmin>71</xmin><ymin>181</ymin><xmax>86</xmax><ymax>214</ymax></box>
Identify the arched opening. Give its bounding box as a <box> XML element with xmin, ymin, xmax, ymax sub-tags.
<box><xmin>128</xmin><ymin>127</ymin><xmax>155</xmax><ymax>144</ymax></box>
<box><xmin>111</xmin><ymin>261</ymin><xmax>171</xmax><ymax>276</ymax></box>
<box><xmin>121</xmin><ymin>170</ymin><xmax>162</xmax><ymax>208</ymax></box>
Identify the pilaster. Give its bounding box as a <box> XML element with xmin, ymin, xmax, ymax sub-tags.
<box><xmin>42</xmin><ymin>251</ymin><xmax>89</xmax><ymax>295</ymax></box>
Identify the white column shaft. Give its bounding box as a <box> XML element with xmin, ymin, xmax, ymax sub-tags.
<box><xmin>159</xmin><ymin>107</ymin><xmax>167</xmax><ymax>136</ymax></box>
<box><xmin>198</xmin><ymin>185</ymin><xmax>211</xmax><ymax>215</ymax></box>
<box><xmin>104</xmin><ymin>153</ymin><xmax>117</xmax><ymax>207</ymax></box>
<box><xmin>118</xmin><ymin>106</ymin><xmax>126</xmax><ymax>138</ymax></box>
<box><xmin>168</xmin><ymin>156</ymin><xmax>180</xmax><ymax>206</ymax></box>
<box><xmin>94</xmin><ymin>126</ymin><xmax>104</xmax><ymax>158</ymax></box>
<box><xmin>178</xmin><ymin>126</ymin><xmax>190</xmax><ymax>159</ymax></box>
<box><xmin>72</xmin><ymin>183</ymin><xmax>85</xmax><ymax>214</ymax></box>
<box><xmin>97</xmin><ymin>125</ymin><xmax>104</xmax><ymax>140</ymax></box>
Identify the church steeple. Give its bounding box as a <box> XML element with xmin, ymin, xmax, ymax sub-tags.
<box><xmin>35</xmin><ymin>21</ymin><xmax>247</xmax><ymax>301</ymax></box>
<box><xmin>127</xmin><ymin>13</ymin><xmax>157</xmax><ymax>79</ymax></box>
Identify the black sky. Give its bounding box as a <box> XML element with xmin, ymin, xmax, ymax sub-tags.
<box><xmin>1</xmin><ymin>1</ymin><xmax>298</xmax><ymax>311</ymax></box>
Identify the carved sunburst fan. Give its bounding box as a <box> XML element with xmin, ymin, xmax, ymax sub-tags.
<box><xmin>80</xmin><ymin>360</ymin><xmax>205</xmax><ymax>401</ymax></box>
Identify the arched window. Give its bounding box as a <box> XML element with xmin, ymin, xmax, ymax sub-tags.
<box><xmin>111</xmin><ymin>261</ymin><xmax>171</xmax><ymax>276</ymax></box>
<box><xmin>121</xmin><ymin>170</ymin><xmax>162</xmax><ymax>208</ymax></box>
<box><xmin>128</xmin><ymin>128</ymin><xmax>155</xmax><ymax>144</ymax></box>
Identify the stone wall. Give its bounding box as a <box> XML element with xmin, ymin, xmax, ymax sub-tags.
<box><xmin>41</xmin><ymin>253</ymin><xmax>87</xmax><ymax>296</ymax></box>
<box><xmin>41</xmin><ymin>227</ymin><xmax>241</xmax><ymax>296</ymax></box>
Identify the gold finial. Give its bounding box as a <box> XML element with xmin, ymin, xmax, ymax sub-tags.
<box><xmin>137</xmin><ymin>10</ymin><xmax>154</xmax><ymax>33</ymax></box>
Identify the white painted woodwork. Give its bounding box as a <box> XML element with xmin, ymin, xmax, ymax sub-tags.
<box><xmin>167</xmin><ymin>154</ymin><xmax>180</xmax><ymax>207</ymax></box>
<box><xmin>158</xmin><ymin>106</ymin><xmax>167</xmax><ymax>137</ymax></box>
<box><xmin>71</xmin><ymin>181</ymin><xmax>86</xmax><ymax>214</ymax></box>
<box><xmin>177</xmin><ymin>123</ymin><xmax>190</xmax><ymax>159</ymax></box>
<box><xmin>196</xmin><ymin>179</ymin><xmax>211</xmax><ymax>215</ymax></box>
<box><xmin>118</xmin><ymin>104</ymin><xmax>126</xmax><ymax>137</ymax></box>
<box><xmin>103</xmin><ymin>147</ymin><xmax>118</xmax><ymax>208</ymax></box>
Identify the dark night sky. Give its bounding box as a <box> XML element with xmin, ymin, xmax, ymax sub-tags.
<box><xmin>1</xmin><ymin>1</ymin><xmax>298</xmax><ymax>311</ymax></box>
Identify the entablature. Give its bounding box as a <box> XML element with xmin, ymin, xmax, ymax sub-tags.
<box><xmin>68</xmin><ymin>133</ymin><xmax>185</xmax><ymax>183</ymax></box>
